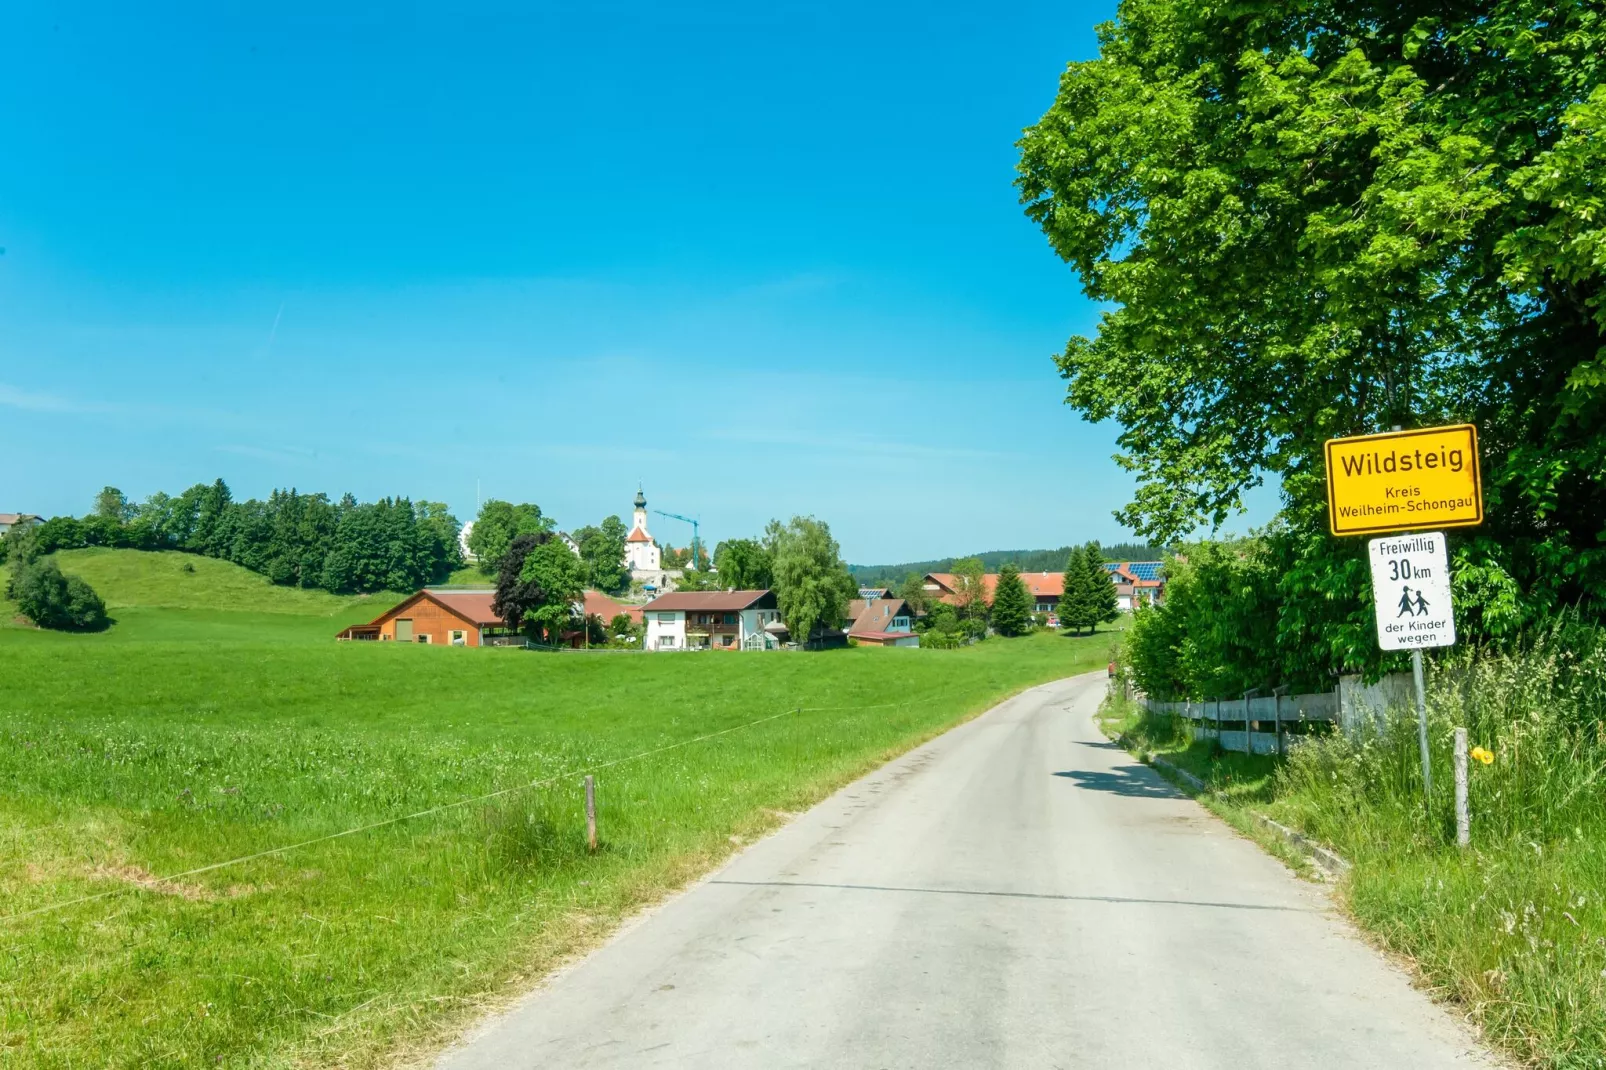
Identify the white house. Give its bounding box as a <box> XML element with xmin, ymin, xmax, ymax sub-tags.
<box><xmin>641</xmin><ymin>590</ymin><xmax>782</xmax><ymax>651</ymax></box>
<box><xmin>0</xmin><ymin>514</ymin><xmax>41</xmax><ymax>538</ymax></box>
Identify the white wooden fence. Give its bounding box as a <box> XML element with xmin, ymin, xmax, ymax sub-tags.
<box><xmin>1143</xmin><ymin>689</ymin><xmax>1341</xmax><ymax>756</ymax></box>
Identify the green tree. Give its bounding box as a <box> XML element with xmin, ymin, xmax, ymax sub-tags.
<box><xmin>493</xmin><ymin>533</ymin><xmax>586</xmax><ymax>644</ymax></box>
<box><xmin>1119</xmin><ymin>541</ymin><xmax>1280</xmax><ymax>698</ymax></box>
<box><xmin>767</xmin><ymin>516</ymin><xmax>857</xmax><ymax>646</ymax></box>
<box><xmin>1017</xmin><ymin>0</ymin><xmax>1606</xmax><ymax>623</ymax></box>
<box><xmin>576</xmin><ymin>516</ymin><xmax>630</xmax><ymax>594</ymax></box>
<box><xmin>990</xmin><ymin>564</ymin><xmax>1032</xmax><ymax>637</ymax></box>
<box><xmin>7</xmin><ymin>559</ymin><xmax>108</xmax><ymax>631</ymax></box>
<box><xmin>93</xmin><ymin>486</ymin><xmax>133</xmax><ymax>523</ymax></box>
<box><xmin>0</xmin><ymin>523</ymin><xmax>42</xmax><ymax>567</ymax></box>
<box><xmin>949</xmin><ymin>557</ymin><xmax>988</xmax><ymax>623</ymax></box>
<box><xmin>469</xmin><ymin>501</ymin><xmax>552</xmax><ymax>576</ymax></box>
<box><xmin>415</xmin><ymin>501</ymin><xmax>464</xmax><ymax>581</ymax></box>
<box><xmin>713</xmin><ymin>538</ymin><xmax>773</xmax><ymax>589</ymax></box>
<box><xmin>1081</xmin><ymin>541</ymin><xmax>1119</xmax><ymax>633</ymax></box>
<box><xmin>896</xmin><ymin>571</ymin><xmax>932</xmax><ymax>616</ymax></box>
<box><xmin>1059</xmin><ymin>546</ymin><xmax>1094</xmax><ymax>634</ymax></box>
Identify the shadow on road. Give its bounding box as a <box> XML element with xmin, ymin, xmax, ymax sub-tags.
<box><xmin>1052</xmin><ymin>767</ymin><xmax>1186</xmax><ymax>799</ymax></box>
<box><xmin>1074</xmin><ymin>738</ymin><xmax>1128</xmax><ymax>751</ymax></box>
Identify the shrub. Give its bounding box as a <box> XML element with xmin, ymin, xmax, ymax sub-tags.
<box><xmin>6</xmin><ymin>559</ymin><xmax>109</xmax><ymax>631</ymax></box>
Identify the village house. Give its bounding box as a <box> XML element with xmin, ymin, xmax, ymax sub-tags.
<box><xmin>846</xmin><ymin>592</ymin><xmax>919</xmax><ymax>647</ymax></box>
<box><xmin>922</xmin><ymin>571</ymin><xmax>1065</xmax><ymax>616</ymax></box>
<box><xmin>1105</xmin><ymin>561</ymin><xmax>1165</xmax><ymax>610</ymax></box>
<box><xmin>335</xmin><ymin>589</ymin><xmax>642</xmax><ymax>647</ymax></box>
<box><xmin>0</xmin><ymin>513</ymin><xmax>41</xmax><ymax>537</ymax></box>
<box><xmin>923</xmin><ymin>563</ymin><xmax>1165</xmax><ymax>617</ymax></box>
<box><xmin>641</xmin><ymin>590</ymin><xmax>782</xmax><ymax>651</ymax></box>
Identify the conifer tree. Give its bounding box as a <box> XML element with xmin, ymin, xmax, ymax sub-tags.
<box><xmin>990</xmin><ymin>563</ymin><xmax>1031</xmax><ymax>637</ymax></box>
<box><xmin>1082</xmin><ymin>541</ymin><xmax>1119</xmax><ymax>633</ymax></box>
<box><xmin>1060</xmin><ymin>545</ymin><xmax>1092</xmax><ymax>634</ymax></box>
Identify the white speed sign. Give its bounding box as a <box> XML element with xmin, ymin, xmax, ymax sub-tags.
<box><xmin>1369</xmin><ymin>532</ymin><xmax>1455</xmax><ymax>651</ymax></box>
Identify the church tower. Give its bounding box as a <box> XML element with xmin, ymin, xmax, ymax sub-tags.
<box><xmin>625</xmin><ymin>486</ymin><xmax>660</xmax><ymax>573</ymax></box>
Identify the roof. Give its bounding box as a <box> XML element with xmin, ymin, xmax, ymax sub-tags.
<box><xmin>423</xmin><ymin>590</ymin><xmax>504</xmax><ymax>626</ymax></box>
<box><xmin>625</xmin><ymin>525</ymin><xmax>653</xmax><ymax>543</ymax></box>
<box><xmin>924</xmin><ymin>571</ymin><xmax>1064</xmax><ymax>605</ymax></box>
<box><xmin>0</xmin><ymin>513</ymin><xmax>40</xmax><ymax>525</ymax></box>
<box><xmin>846</xmin><ymin>596</ymin><xmax>912</xmax><ymax>635</ymax></box>
<box><xmin>641</xmin><ymin>590</ymin><xmax>776</xmax><ymax>612</ymax></box>
<box><xmin>337</xmin><ymin>587</ymin><xmax>642</xmax><ymax>636</ymax></box>
<box><xmin>853</xmin><ymin>630</ymin><xmax>917</xmax><ymax>642</ymax></box>
<box><xmin>1105</xmin><ymin>561</ymin><xmax>1165</xmax><ymax>586</ymax></box>
<box><xmin>583</xmin><ymin>590</ymin><xmax>643</xmax><ymax>623</ymax></box>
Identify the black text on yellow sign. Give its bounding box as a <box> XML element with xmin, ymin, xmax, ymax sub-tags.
<box><xmin>1324</xmin><ymin>424</ymin><xmax>1483</xmax><ymax>537</ymax></box>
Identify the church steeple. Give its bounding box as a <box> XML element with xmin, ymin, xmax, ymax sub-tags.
<box><xmin>634</xmin><ymin>486</ymin><xmax>647</xmax><ymax>510</ymax></box>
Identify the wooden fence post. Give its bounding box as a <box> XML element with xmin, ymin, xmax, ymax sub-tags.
<box><xmin>1273</xmin><ymin>685</ymin><xmax>1289</xmax><ymax>758</ymax></box>
<box><xmin>1453</xmin><ymin>728</ymin><xmax>1469</xmax><ymax>848</ymax></box>
<box><xmin>584</xmin><ymin>775</ymin><xmax>598</xmax><ymax>853</ymax></box>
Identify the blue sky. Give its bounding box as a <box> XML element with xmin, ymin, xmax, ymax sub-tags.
<box><xmin>0</xmin><ymin>1</ymin><xmax>1276</xmax><ymax>563</ymax></box>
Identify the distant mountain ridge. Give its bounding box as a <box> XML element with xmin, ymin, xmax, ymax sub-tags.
<box><xmin>849</xmin><ymin>543</ymin><xmax>1166</xmax><ymax>587</ymax></box>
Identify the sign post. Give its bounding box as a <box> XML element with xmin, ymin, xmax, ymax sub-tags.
<box><xmin>1327</xmin><ymin>423</ymin><xmax>1482</xmax><ymax>819</ymax></box>
<box><xmin>1368</xmin><ymin>530</ymin><xmax>1456</xmax><ymax>813</ymax></box>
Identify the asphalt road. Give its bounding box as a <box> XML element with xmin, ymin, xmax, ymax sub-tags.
<box><xmin>438</xmin><ymin>671</ymin><xmax>1495</xmax><ymax>1069</ymax></box>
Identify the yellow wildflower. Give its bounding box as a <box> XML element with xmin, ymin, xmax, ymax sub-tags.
<box><xmin>1470</xmin><ymin>745</ymin><xmax>1494</xmax><ymax>765</ymax></box>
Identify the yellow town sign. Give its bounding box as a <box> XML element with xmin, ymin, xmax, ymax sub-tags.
<box><xmin>1324</xmin><ymin>424</ymin><xmax>1483</xmax><ymax>537</ymax></box>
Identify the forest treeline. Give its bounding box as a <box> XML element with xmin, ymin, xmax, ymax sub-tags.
<box><xmin>0</xmin><ymin>482</ymin><xmax>462</xmax><ymax>595</ymax></box>
<box><xmin>851</xmin><ymin>542</ymin><xmax>1162</xmax><ymax>587</ymax></box>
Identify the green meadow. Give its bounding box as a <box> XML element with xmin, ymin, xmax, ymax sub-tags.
<box><xmin>1</xmin><ymin>550</ymin><xmax>1116</xmax><ymax>1069</ymax></box>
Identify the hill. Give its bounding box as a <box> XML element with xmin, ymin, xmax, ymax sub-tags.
<box><xmin>1</xmin><ymin>548</ymin><xmax>405</xmax><ymax>637</ymax></box>
<box><xmin>850</xmin><ymin>543</ymin><xmax>1166</xmax><ymax>586</ymax></box>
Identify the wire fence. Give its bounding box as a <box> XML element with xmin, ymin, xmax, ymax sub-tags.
<box><xmin>2</xmin><ymin>699</ymin><xmax>914</xmax><ymax>926</ymax></box>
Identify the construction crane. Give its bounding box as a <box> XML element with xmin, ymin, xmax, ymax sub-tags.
<box><xmin>654</xmin><ymin>510</ymin><xmax>704</xmax><ymax>570</ymax></box>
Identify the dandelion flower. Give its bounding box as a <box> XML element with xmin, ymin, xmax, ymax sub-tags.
<box><xmin>1470</xmin><ymin>746</ymin><xmax>1494</xmax><ymax>765</ymax></box>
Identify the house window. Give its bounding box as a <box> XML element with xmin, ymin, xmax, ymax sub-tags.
<box><xmin>449</xmin><ymin>630</ymin><xmax>466</xmax><ymax>646</ymax></box>
<box><xmin>721</xmin><ymin>634</ymin><xmax>734</xmax><ymax>647</ymax></box>
<box><xmin>657</xmin><ymin>613</ymin><xmax>676</xmax><ymax>623</ymax></box>
<box><xmin>893</xmin><ymin>616</ymin><xmax>909</xmax><ymax>630</ymax></box>
<box><xmin>417</xmin><ymin>634</ymin><xmax>431</xmax><ymax>644</ymax></box>
<box><xmin>723</xmin><ymin>613</ymin><xmax>736</xmax><ymax>625</ymax></box>
<box><xmin>660</xmin><ymin>636</ymin><xmax>677</xmax><ymax>648</ymax></box>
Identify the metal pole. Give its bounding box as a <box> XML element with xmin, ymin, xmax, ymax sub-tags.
<box><xmin>1454</xmin><ymin>727</ymin><xmax>1469</xmax><ymax>848</ymax></box>
<box><xmin>584</xmin><ymin>775</ymin><xmax>598</xmax><ymax>853</ymax></box>
<box><xmin>1413</xmin><ymin>649</ymin><xmax>1431</xmax><ymax>815</ymax></box>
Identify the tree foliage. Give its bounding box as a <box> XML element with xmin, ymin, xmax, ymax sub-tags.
<box><xmin>6</xmin><ymin>559</ymin><xmax>107</xmax><ymax>631</ymax></box>
<box><xmin>766</xmin><ymin>516</ymin><xmax>857</xmax><ymax>646</ymax></box>
<box><xmin>1081</xmin><ymin>541</ymin><xmax>1119</xmax><ymax>633</ymax></box>
<box><xmin>896</xmin><ymin>571</ymin><xmax>932</xmax><ymax>616</ymax></box>
<box><xmin>713</xmin><ymin>538</ymin><xmax>773</xmax><ymax>590</ymax></box>
<box><xmin>850</xmin><ymin>542</ymin><xmax>1166</xmax><ymax>586</ymax></box>
<box><xmin>990</xmin><ymin>564</ymin><xmax>1032</xmax><ymax>637</ymax></box>
<box><xmin>20</xmin><ymin>480</ymin><xmax>461</xmax><ymax>596</ymax></box>
<box><xmin>949</xmin><ymin>557</ymin><xmax>989</xmax><ymax>622</ymax></box>
<box><xmin>492</xmin><ymin>533</ymin><xmax>586</xmax><ymax>643</ymax></box>
<box><xmin>575</xmin><ymin>515</ymin><xmax>630</xmax><ymax>594</ymax></box>
<box><xmin>1018</xmin><ymin>0</ymin><xmax>1606</xmax><ymax>620</ymax></box>
<box><xmin>1058</xmin><ymin>546</ymin><xmax>1094</xmax><ymax>634</ymax></box>
<box><xmin>469</xmin><ymin>501</ymin><xmax>552</xmax><ymax>576</ymax></box>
